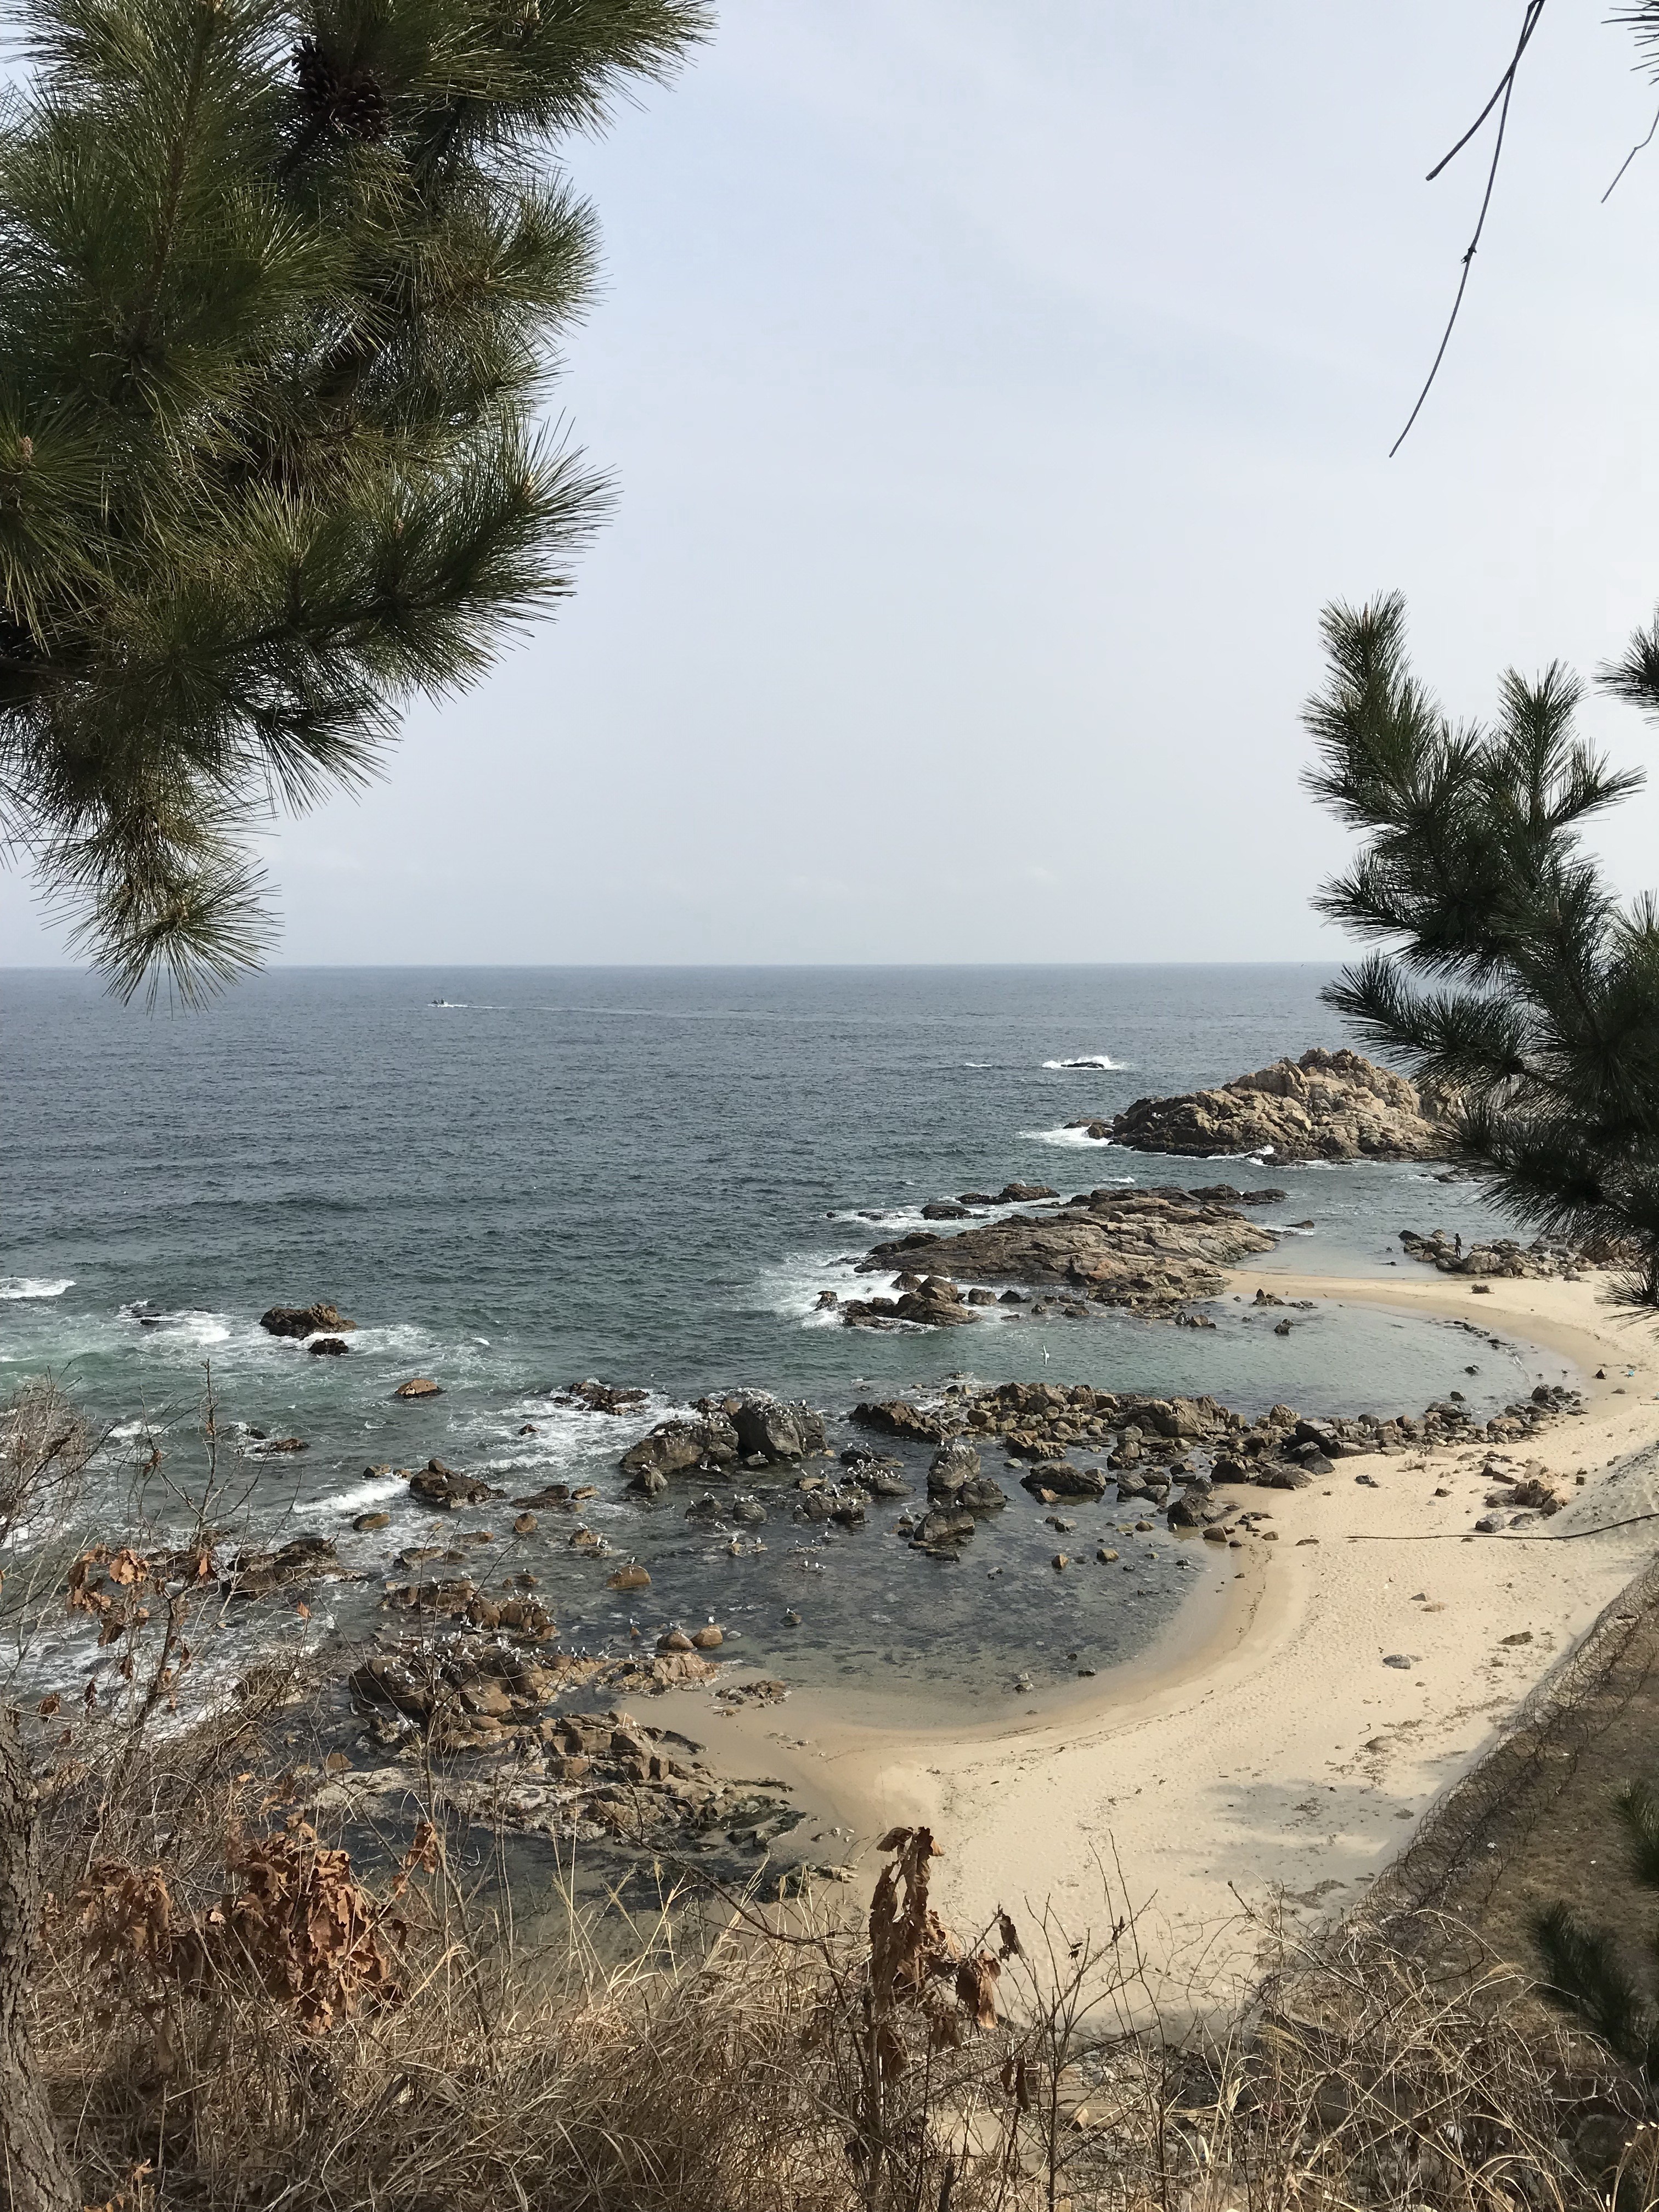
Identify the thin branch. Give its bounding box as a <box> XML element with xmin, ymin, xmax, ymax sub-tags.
<box><xmin>1390</xmin><ymin>0</ymin><xmax>1548</xmax><ymax>459</ymax></box>
<box><xmin>1424</xmin><ymin>0</ymin><xmax>1549</xmax><ymax>182</ymax></box>
<box><xmin>1602</xmin><ymin>97</ymin><xmax>1659</xmax><ymax>201</ymax></box>
<box><xmin>1345</xmin><ymin>1507</ymin><xmax>1659</xmax><ymax>1542</ymax></box>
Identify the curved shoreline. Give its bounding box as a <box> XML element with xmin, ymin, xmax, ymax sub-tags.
<box><xmin>718</xmin><ymin>1265</ymin><xmax>1659</xmax><ymax>1985</ymax></box>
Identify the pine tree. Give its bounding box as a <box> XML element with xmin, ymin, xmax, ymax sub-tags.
<box><xmin>1533</xmin><ymin>1779</ymin><xmax>1659</xmax><ymax>2089</ymax></box>
<box><xmin>0</xmin><ymin>0</ymin><xmax>708</xmax><ymax>1004</ymax></box>
<box><xmin>1305</xmin><ymin>590</ymin><xmax>1659</xmax><ymax>1306</ymax></box>
<box><xmin>0</xmin><ymin>4</ymin><xmax>704</xmax><ymax>2202</ymax></box>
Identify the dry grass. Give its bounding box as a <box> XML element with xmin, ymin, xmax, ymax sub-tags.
<box><xmin>30</xmin><ymin>1758</ymin><xmax>1659</xmax><ymax>2212</ymax></box>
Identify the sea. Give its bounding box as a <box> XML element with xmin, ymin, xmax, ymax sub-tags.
<box><xmin>2</xmin><ymin>963</ymin><xmax>1564</xmax><ymax>1707</ymax></box>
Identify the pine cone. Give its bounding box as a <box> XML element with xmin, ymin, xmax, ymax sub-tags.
<box><xmin>292</xmin><ymin>36</ymin><xmax>337</xmax><ymax>114</ymax></box>
<box><xmin>291</xmin><ymin>38</ymin><xmax>391</xmax><ymax>144</ymax></box>
<box><xmin>333</xmin><ymin>75</ymin><xmax>390</xmax><ymax>142</ymax></box>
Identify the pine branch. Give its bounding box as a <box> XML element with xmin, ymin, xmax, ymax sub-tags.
<box><xmin>1532</xmin><ymin>1900</ymin><xmax>1652</xmax><ymax>2065</ymax></box>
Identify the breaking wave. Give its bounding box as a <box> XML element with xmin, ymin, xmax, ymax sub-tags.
<box><xmin>1042</xmin><ymin>1055</ymin><xmax>1121</xmax><ymax>1070</ymax></box>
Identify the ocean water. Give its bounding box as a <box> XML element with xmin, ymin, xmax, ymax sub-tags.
<box><xmin>2</xmin><ymin>964</ymin><xmax>1561</xmax><ymax>1701</ymax></box>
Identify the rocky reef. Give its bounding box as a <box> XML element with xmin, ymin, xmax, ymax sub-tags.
<box><xmin>1092</xmin><ymin>1047</ymin><xmax>1448</xmax><ymax>1163</ymax></box>
<box><xmin>852</xmin><ymin>1186</ymin><xmax>1278</xmax><ymax>1319</ymax></box>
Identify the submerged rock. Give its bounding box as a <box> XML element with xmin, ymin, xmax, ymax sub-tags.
<box><xmin>554</xmin><ymin>1379</ymin><xmax>650</xmax><ymax>1415</ymax></box>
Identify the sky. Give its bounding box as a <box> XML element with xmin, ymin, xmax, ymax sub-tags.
<box><xmin>7</xmin><ymin>0</ymin><xmax>1659</xmax><ymax>968</ymax></box>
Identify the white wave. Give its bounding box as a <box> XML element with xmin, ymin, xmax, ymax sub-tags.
<box><xmin>1042</xmin><ymin>1055</ymin><xmax>1121</xmax><ymax>1070</ymax></box>
<box><xmin>963</xmin><ymin>1062</ymin><xmax>995</xmax><ymax>1069</ymax></box>
<box><xmin>757</xmin><ymin>1252</ymin><xmax>898</xmax><ymax>1328</ymax></box>
<box><xmin>0</xmin><ymin>1277</ymin><xmax>74</xmax><ymax>1300</ymax></box>
<box><xmin>1020</xmin><ymin>1124</ymin><xmax>1118</xmax><ymax>1149</ymax></box>
<box><xmin>325</xmin><ymin>1469</ymin><xmax>408</xmax><ymax>1516</ymax></box>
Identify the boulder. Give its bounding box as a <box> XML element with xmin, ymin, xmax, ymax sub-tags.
<box><xmin>928</xmin><ymin>1440</ymin><xmax>983</xmax><ymax>1496</ymax></box>
<box><xmin>1020</xmin><ymin>1464</ymin><xmax>1108</xmax><ymax>1501</ymax></box>
<box><xmin>393</xmin><ymin>1377</ymin><xmax>442</xmax><ymax>1399</ymax></box>
<box><xmin>725</xmin><ymin>1393</ymin><xmax>827</xmax><ymax>1463</ymax></box>
<box><xmin>308</xmin><ymin>1335</ymin><xmax>350</xmax><ymax>1357</ymax></box>
<box><xmin>914</xmin><ymin>1505</ymin><xmax>977</xmax><ymax>1549</ymax></box>
<box><xmin>851</xmin><ymin>1399</ymin><xmax>954</xmax><ymax>1443</ymax></box>
<box><xmin>409</xmin><ymin>1459</ymin><xmax>492</xmax><ymax>1510</ymax></box>
<box><xmin>556</xmin><ymin>1379</ymin><xmax>649</xmax><ymax>1415</ymax></box>
<box><xmin>228</xmin><ymin>1533</ymin><xmax>338</xmax><ymax>1597</ymax></box>
<box><xmin>619</xmin><ymin>1413</ymin><xmax>740</xmax><ymax>1486</ymax></box>
<box><xmin>960</xmin><ymin>1476</ymin><xmax>1008</xmax><ymax>1513</ymax></box>
<box><xmin>1167</xmin><ymin>1488</ymin><xmax>1228</xmax><ymax>1528</ymax></box>
<box><xmin>261</xmin><ymin>1301</ymin><xmax>356</xmax><ymax>1339</ymax></box>
<box><xmin>1258</xmin><ymin>1463</ymin><xmax>1313</xmax><ymax>1491</ymax></box>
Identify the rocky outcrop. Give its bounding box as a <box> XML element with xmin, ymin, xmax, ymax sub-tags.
<box><xmin>1102</xmin><ymin>1048</ymin><xmax>1449</xmax><ymax>1163</ymax></box>
<box><xmin>620</xmin><ymin>1414</ymin><xmax>738</xmax><ymax>1491</ymax></box>
<box><xmin>1396</xmin><ymin>1228</ymin><xmax>1616</xmax><ymax>1280</ymax></box>
<box><xmin>620</xmin><ymin>1394</ymin><xmax>827</xmax><ymax>1490</ymax></box>
<box><xmin>842</xmin><ymin>1274</ymin><xmax>981</xmax><ymax>1329</ymax></box>
<box><xmin>857</xmin><ymin>1187</ymin><xmax>1277</xmax><ymax>1317</ymax></box>
<box><xmin>260</xmin><ymin>1301</ymin><xmax>356</xmax><ymax>1338</ymax></box>
<box><xmin>714</xmin><ymin>1392</ymin><xmax>828</xmax><ymax>1463</ymax></box>
<box><xmin>409</xmin><ymin>1458</ymin><xmax>495</xmax><ymax>1510</ymax></box>
<box><xmin>840</xmin><ymin>1375</ymin><xmax>1583</xmax><ymax>1502</ymax></box>
<box><xmin>393</xmin><ymin>1377</ymin><xmax>442</xmax><ymax>1399</ymax></box>
<box><xmin>851</xmin><ymin>1399</ymin><xmax>955</xmax><ymax>1443</ymax></box>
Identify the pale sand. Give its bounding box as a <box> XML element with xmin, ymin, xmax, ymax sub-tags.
<box><xmin>716</xmin><ymin>1268</ymin><xmax>1659</xmax><ymax>1987</ymax></box>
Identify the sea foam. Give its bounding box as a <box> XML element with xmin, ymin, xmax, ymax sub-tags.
<box><xmin>1</xmin><ymin>1277</ymin><xmax>74</xmax><ymax>1300</ymax></box>
<box><xmin>1042</xmin><ymin>1054</ymin><xmax>1121</xmax><ymax>1070</ymax></box>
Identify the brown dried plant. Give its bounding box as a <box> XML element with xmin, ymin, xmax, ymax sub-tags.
<box><xmin>75</xmin><ymin>1817</ymin><xmax>405</xmax><ymax>2041</ymax></box>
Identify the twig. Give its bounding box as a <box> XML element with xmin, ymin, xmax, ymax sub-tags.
<box><xmin>1602</xmin><ymin>98</ymin><xmax>1659</xmax><ymax>201</ymax></box>
<box><xmin>1390</xmin><ymin>0</ymin><xmax>1548</xmax><ymax>458</ymax></box>
<box><xmin>1345</xmin><ymin>1505</ymin><xmax>1659</xmax><ymax>1541</ymax></box>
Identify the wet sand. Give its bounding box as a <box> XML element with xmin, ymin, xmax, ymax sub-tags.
<box><xmin>716</xmin><ymin>1267</ymin><xmax>1659</xmax><ymax>1993</ymax></box>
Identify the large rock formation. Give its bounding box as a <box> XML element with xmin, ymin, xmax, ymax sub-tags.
<box><xmin>857</xmin><ymin>1186</ymin><xmax>1277</xmax><ymax>1317</ymax></box>
<box><xmin>1100</xmin><ymin>1048</ymin><xmax>1448</xmax><ymax>1163</ymax></box>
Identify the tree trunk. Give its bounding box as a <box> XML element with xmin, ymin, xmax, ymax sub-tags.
<box><xmin>0</xmin><ymin>1706</ymin><xmax>74</xmax><ymax>2212</ymax></box>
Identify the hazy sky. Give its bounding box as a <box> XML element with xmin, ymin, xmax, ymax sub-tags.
<box><xmin>8</xmin><ymin>1</ymin><xmax>1659</xmax><ymax>968</ymax></box>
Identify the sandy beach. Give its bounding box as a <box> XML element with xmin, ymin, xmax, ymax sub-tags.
<box><xmin>719</xmin><ymin>1265</ymin><xmax>1659</xmax><ymax>1990</ymax></box>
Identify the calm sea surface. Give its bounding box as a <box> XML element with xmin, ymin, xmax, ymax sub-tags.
<box><xmin>2</xmin><ymin>965</ymin><xmax>1560</xmax><ymax>1701</ymax></box>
